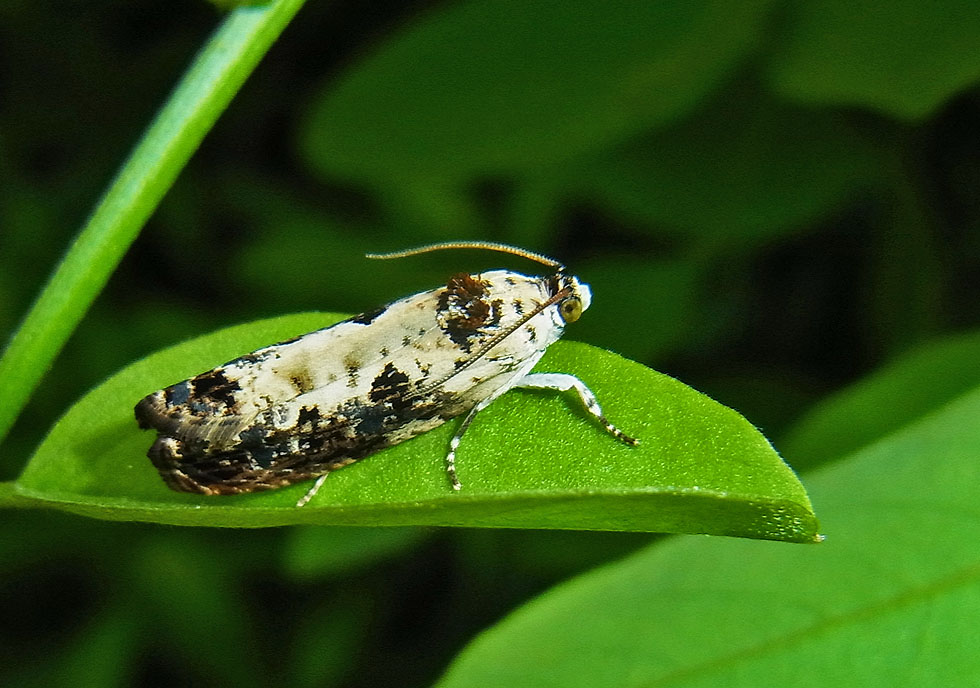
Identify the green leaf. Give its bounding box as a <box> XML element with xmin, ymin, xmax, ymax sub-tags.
<box><xmin>781</xmin><ymin>329</ymin><xmax>980</xmax><ymax>471</ymax></box>
<box><xmin>13</xmin><ymin>313</ymin><xmax>817</xmax><ymax>542</ymax></box>
<box><xmin>766</xmin><ymin>0</ymin><xmax>980</xmax><ymax>121</ymax></box>
<box><xmin>436</xmin><ymin>385</ymin><xmax>980</xmax><ymax>687</ymax></box>
<box><xmin>300</xmin><ymin>0</ymin><xmax>776</xmax><ymax>185</ymax></box>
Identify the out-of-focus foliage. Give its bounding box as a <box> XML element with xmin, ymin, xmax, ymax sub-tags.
<box><xmin>2</xmin><ymin>0</ymin><xmax>979</xmax><ymax>686</ymax></box>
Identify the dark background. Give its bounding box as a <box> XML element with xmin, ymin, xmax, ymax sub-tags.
<box><xmin>2</xmin><ymin>1</ymin><xmax>979</xmax><ymax>685</ymax></box>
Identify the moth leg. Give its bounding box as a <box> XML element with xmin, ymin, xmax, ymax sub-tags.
<box><xmin>296</xmin><ymin>474</ymin><xmax>329</xmax><ymax>508</ymax></box>
<box><xmin>447</xmin><ymin>395</ymin><xmax>500</xmax><ymax>491</ymax></box>
<box><xmin>515</xmin><ymin>373</ymin><xmax>638</xmax><ymax>446</ymax></box>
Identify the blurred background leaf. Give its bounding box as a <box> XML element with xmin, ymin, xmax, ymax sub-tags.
<box><xmin>2</xmin><ymin>0</ymin><xmax>980</xmax><ymax>685</ymax></box>
<box><xmin>300</xmin><ymin>0</ymin><xmax>777</xmax><ymax>186</ymax></box>
<box><xmin>766</xmin><ymin>0</ymin><xmax>980</xmax><ymax>120</ymax></box>
<box><xmin>780</xmin><ymin>329</ymin><xmax>980</xmax><ymax>470</ymax></box>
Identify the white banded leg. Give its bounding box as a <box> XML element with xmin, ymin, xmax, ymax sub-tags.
<box><xmin>446</xmin><ymin>395</ymin><xmax>498</xmax><ymax>490</ymax></box>
<box><xmin>514</xmin><ymin>373</ymin><xmax>638</xmax><ymax>446</ymax></box>
<box><xmin>296</xmin><ymin>473</ymin><xmax>329</xmax><ymax>508</ymax></box>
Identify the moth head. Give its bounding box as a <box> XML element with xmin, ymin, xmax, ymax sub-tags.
<box><xmin>557</xmin><ymin>275</ymin><xmax>591</xmax><ymax>324</ymax></box>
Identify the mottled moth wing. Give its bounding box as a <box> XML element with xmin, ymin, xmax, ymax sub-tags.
<box><xmin>135</xmin><ymin>270</ymin><xmax>565</xmax><ymax>495</ymax></box>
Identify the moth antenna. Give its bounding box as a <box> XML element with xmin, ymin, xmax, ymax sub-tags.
<box><xmin>366</xmin><ymin>241</ymin><xmax>564</xmax><ymax>271</ymax></box>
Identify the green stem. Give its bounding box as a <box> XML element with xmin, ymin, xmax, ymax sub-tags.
<box><xmin>0</xmin><ymin>0</ymin><xmax>306</xmax><ymax>448</ymax></box>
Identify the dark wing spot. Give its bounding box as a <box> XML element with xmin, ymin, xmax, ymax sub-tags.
<box><xmin>236</xmin><ymin>425</ymin><xmax>276</xmax><ymax>468</ymax></box>
<box><xmin>226</xmin><ymin>349</ymin><xmax>273</xmax><ymax>366</ymax></box>
<box><xmin>344</xmin><ymin>354</ymin><xmax>361</xmax><ymax>388</ymax></box>
<box><xmin>289</xmin><ymin>370</ymin><xmax>315</xmax><ymax>394</ymax></box>
<box><xmin>489</xmin><ymin>299</ymin><xmax>503</xmax><ymax>327</ymax></box>
<box><xmin>344</xmin><ymin>399</ymin><xmax>390</xmax><ymax>436</ymax></box>
<box><xmin>453</xmin><ymin>298</ymin><xmax>490</xmax><ymax>329</ymax></box>
<box><xmin>437</xmin><ymin>273</ymin><xmax>497</xmax><ymax>351</ymax></box>
<box><xmin>351</xmin><ymin>306</ymin><xmax>386</xmax><ymax>325</ymax></box>
<box><xmin>298</xmin><ymin>405</ymin><xmax>322</xmax><ymax>427</ymax></box>
<box><xmin>443</xmin><ymin>273</ymin><xmax>489</xmax><ymax>302</ymax></box>
<box><xmin>369</xmin><ymin>363</ymin><xmax>412</xmax><ymax>411</ymax></box>
<box><xmin>301</xmin><ymin>435</ymin><xmax>325</xmax><ymax>452</ymax></box>
<box><xmin>190</xmin><ymin>370</ymin><xmax>241</xmax><ymax>407</ymax></box>
<box><xmin>164</xmin><ymin>381</ymin><xmax>191</xmax><ymax>406</ymax></box>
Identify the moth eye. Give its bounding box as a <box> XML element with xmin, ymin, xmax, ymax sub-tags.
<box><xmin>559</xmin><ymin>297</ymin><xmax>583</xmax><ymax>323</ymax></box>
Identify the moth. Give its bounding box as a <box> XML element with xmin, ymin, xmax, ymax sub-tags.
<box><xmin>135</xmin><ymin>241</ymin><xmax>636</xmax><ymax>506</ymax></box>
